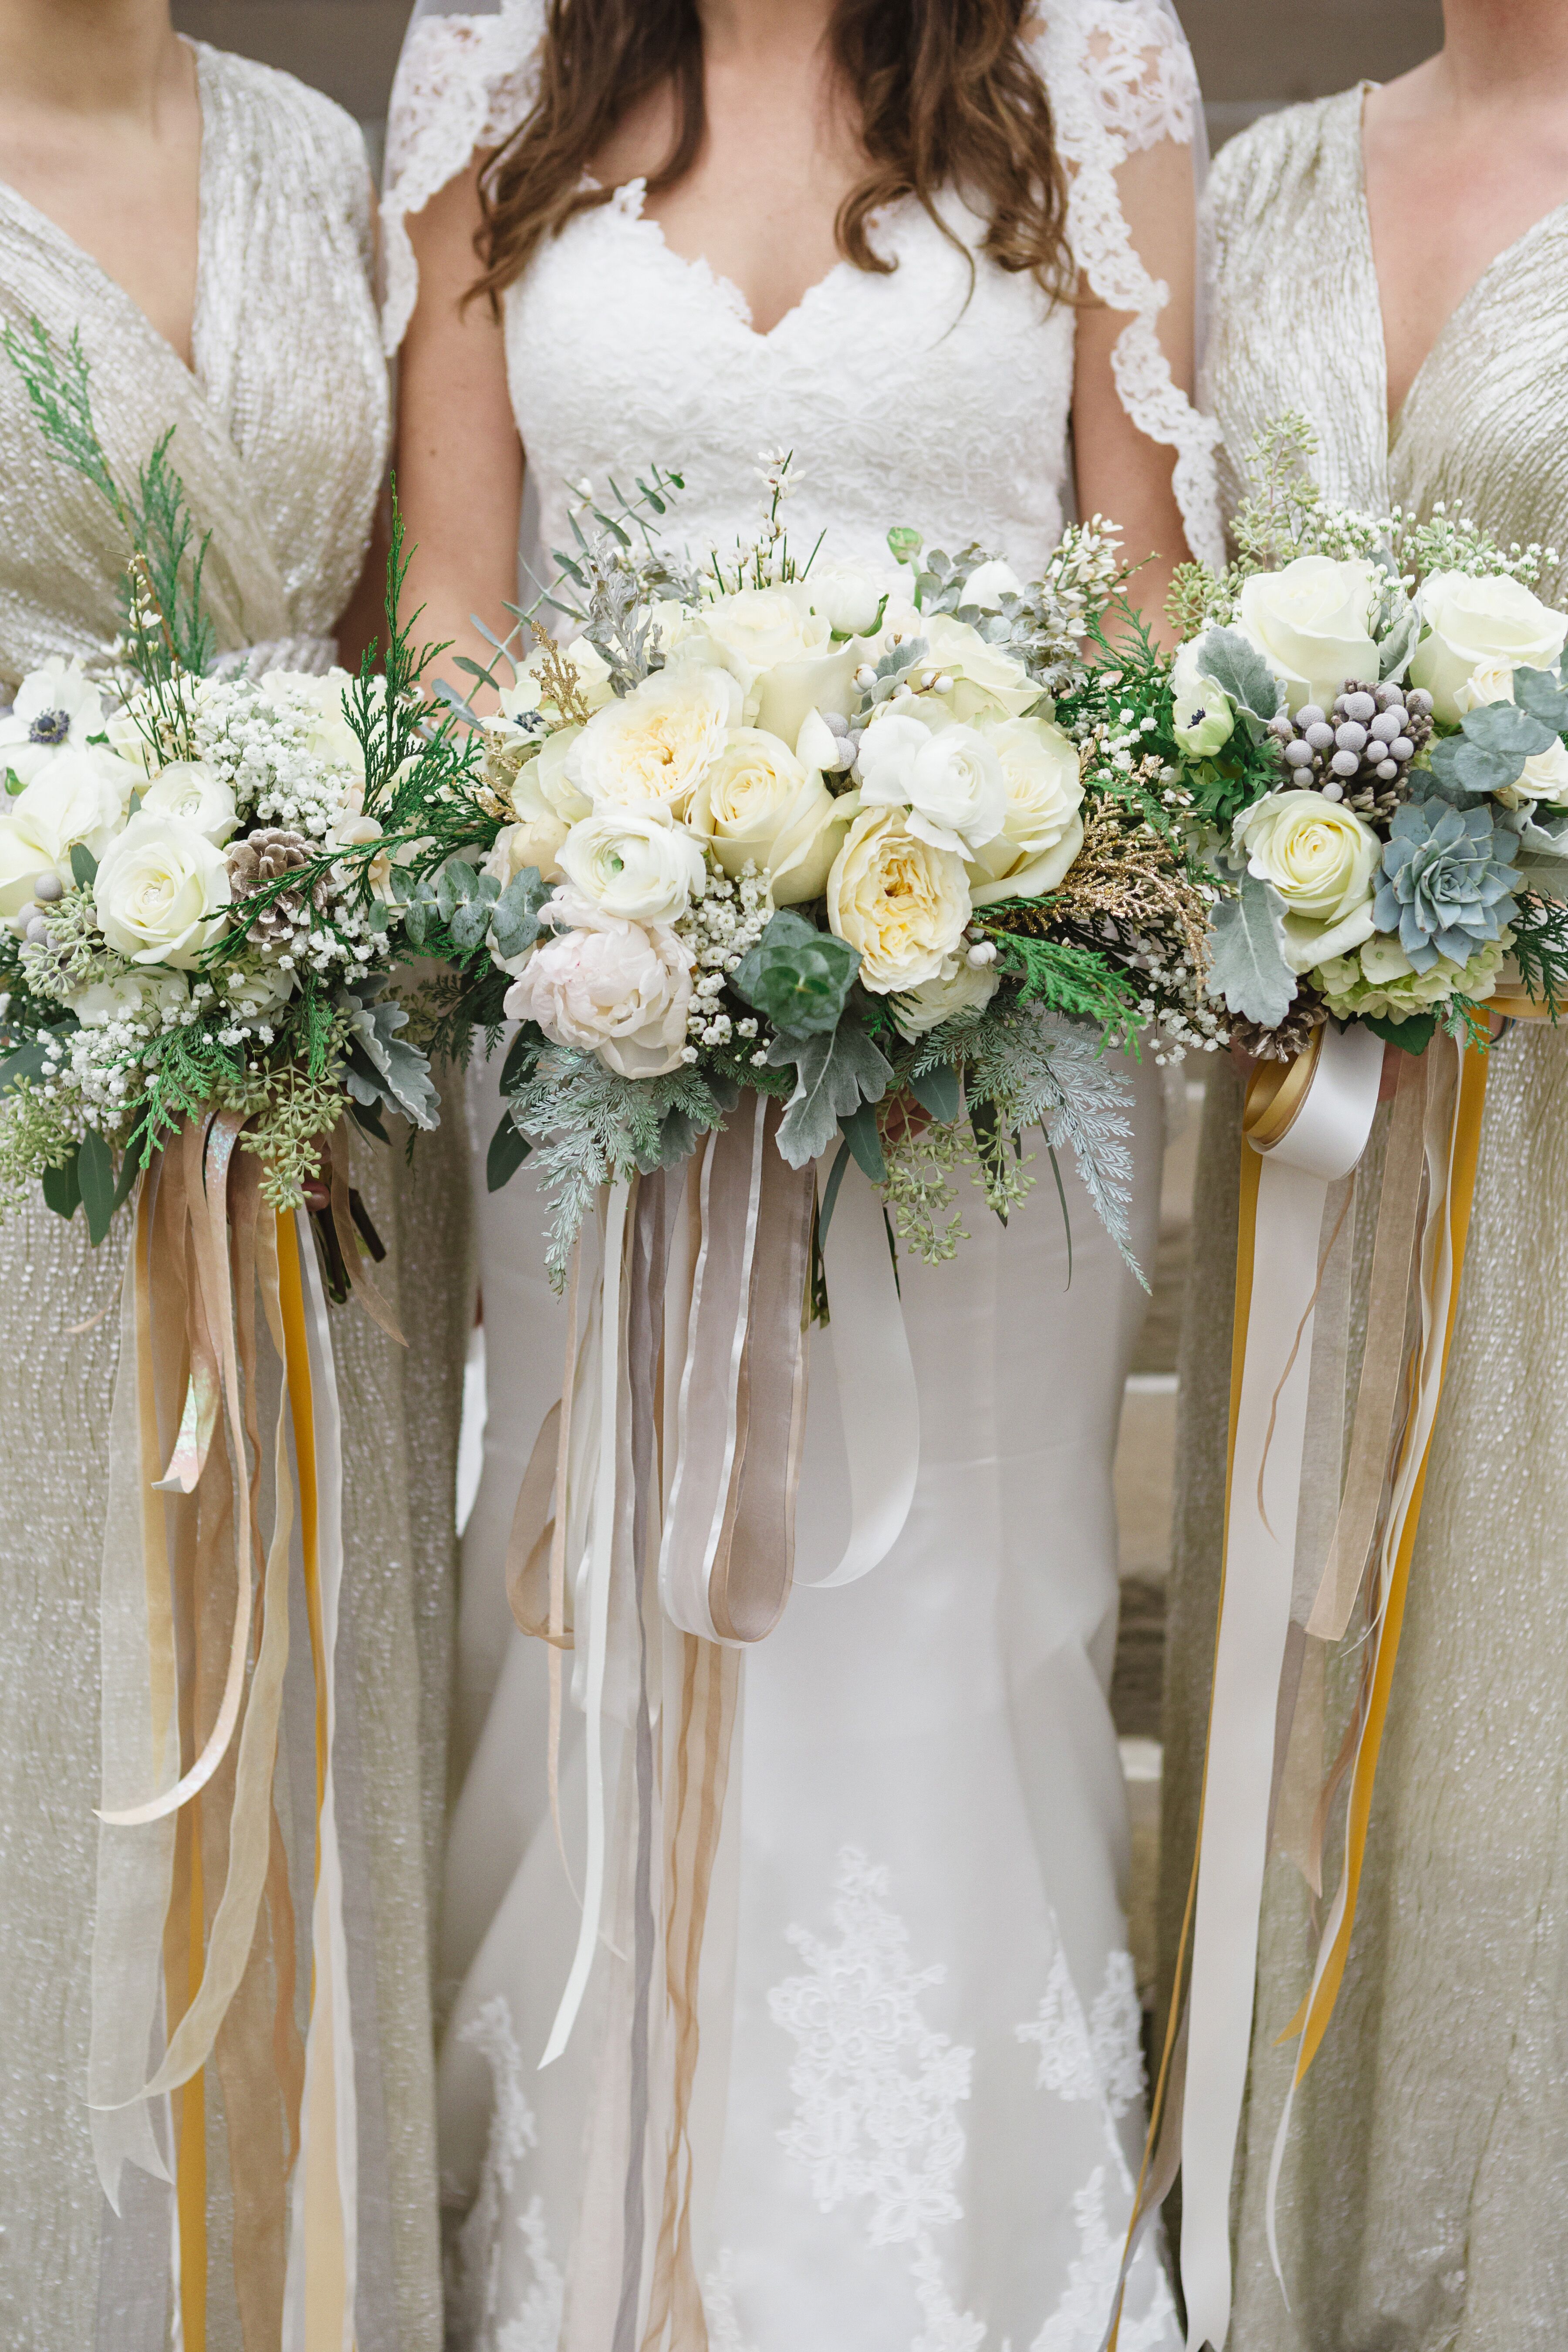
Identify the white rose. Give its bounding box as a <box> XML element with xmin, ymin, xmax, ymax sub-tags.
<box><xmin>801</xmin><ymin>559</ymin><xmax>887</xmax><ymax>638</ymax></box>
<box><xmin>0</xmin><ymin>657</ymin><xmax>107</xmax><ymax>785</ymax></box>
<box><xmin>484</xmin><ymin>814</ymin><xmax>568</xmax><ymax>892</ymax></box>
<box><xmin>504</xmin><ymin>912</ymin><xmax>694</xmax><ymax>1078</ymax></box>
<box><xmin>95</xmin><ymin>813</ymin><xmax>232</xmax><ymax>967</ymax></box>
<box><xmin>891</xmin><ymin>953</ymin><xmax>1000</xmax><ymax>1038</ymax></box>
<box><xmin>959</xmin><ymin>558</ymin><xmax>1023</xmax><ymax>612</ymax></box>
<box><xmin>1170</xmin><ymin>639</ymin><xmax>1237</xmax><ymax>759</ymax></box>
<box><xmin>10</xmin><ymin>747</ymin><xmax>127</xmax><ymax>879</ymax></box>
<box><xmin>857</xmin><ymin>710</ymin><xmax>1007</xmax><ymax>855</ymax></box>
<box><xmin>1450</xmin><ymin>656</ymin><xmax>1519</xmax><ymax>715</ymax></box>
<box><xmin>1519</xmin><ymin>736</ymin><xmax>1568</xmax><ymax>804</ymax></box>
<box><xmin>141</xmin><ymin>760</ymin><xmax>238</xmax><ymax>845</ymax></box>
<box><xmin>1237</xmin><ymin>790</ymin><xmax>1382</xmax><ymax>973</ymax></box>
<box><xmin>1237</xmin><ymin>556</ymin><xmax>1379</xmax><ymax>715</ymax></box>
<box><xmin>558</xmin><ymin>807</ymin><xmax>706</xmax><ymax>922</ymax></box>
<box><xmin>261</xmin><ymin>667</ymin><xmax>363</xmax><ymax>772</ymax></box>
<box><xmin>827</xmin><ymin>805</ymin><xmax>971</xmax><ymax>992</ymax></box>
<box><xmin>568</xmin><ymin>662</ymin><xmax>742</xmax><ymax>815</ymax></box>
<box><xmin>1411</xmin><ymin>571</ymin><xmax>1568</xmax><ymax>723</ymax></box>
<box><xmin>920</xmin><ymin>613</ymin><xmax>1040</xmax><ymax>720</ymax></box>
<box><xmin>703</xmin><ymin>584</ymin><xmax>832</xmax><ymax>677</ymax></box>
<box><xmin>686</xmin><ymin>727</ymin><xmax>848</xmax><ymax>903</ymax></box>
<box><xmin>0</xmin><ymin>818</ymin><xmax>51</xmax><ymax>918</ymax></box>
<box><xmin>966</xmin><ymin>714</ymin><xmax>1085</xmax><ymax>904</ymax></box>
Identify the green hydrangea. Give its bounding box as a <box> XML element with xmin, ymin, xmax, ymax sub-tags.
<box><xmin>1312</xmin><ymin>930</ymin><xmax>1511</xmax><ymax>1023</ymax></box>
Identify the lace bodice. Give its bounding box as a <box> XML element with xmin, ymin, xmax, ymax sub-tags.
<box><xmin>0</xmin><ymin>43</ymin><xmax>388</xmax><ymax>690</ymax></box>
<box><xmin>383</xmin><ymin>0</ymin><xmax>1222</xmax><ymax>576</ymax></box>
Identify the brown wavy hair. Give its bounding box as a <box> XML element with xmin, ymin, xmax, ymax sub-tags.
<box><xmin>470</xmin><ymin>0</ymin><xmax>1071</xmax><ymax>308</ymax></box>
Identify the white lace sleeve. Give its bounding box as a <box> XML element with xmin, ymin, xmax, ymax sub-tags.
<box><xmin>1034</xmin><ymin>0</ymin><xmax>1224</xmax><ymax>568</ymax></box>
<box><xmin>381</xmin><ymin>0</ymin><xmax>548</xmax><ymax>356</ymax></box>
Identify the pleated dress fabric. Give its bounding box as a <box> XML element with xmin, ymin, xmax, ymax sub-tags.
<box><xmin>1160</xmin><ymin>85</ymin><xmax>1568</xmax><ymax>2350</ymax></box>
<box><xmin>0</xmin><ymin>46</ymin><xmax>473</xmax><ymax>2351</ymax></box>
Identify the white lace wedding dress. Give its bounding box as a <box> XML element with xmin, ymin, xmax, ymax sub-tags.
<box><xmin>385</xmin><ymin>7</ymin><xmax>1219</xmax><ymax>2345</ymax></box>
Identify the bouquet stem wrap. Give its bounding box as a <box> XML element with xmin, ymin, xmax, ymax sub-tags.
<box><xmin>504</xmin><ymin>1093</ymin><xmax>920</xmax><ymax>2343</ymax></box>
<box><xmin>1105</xmin><ymin>1021</ymin><xmax>1493</xmax><ymax>2352</ymax></box>
<box><xmin>87</xmin><ymin>1113</ymin><xmax>395</xmax><ymax>2350</ymax></box>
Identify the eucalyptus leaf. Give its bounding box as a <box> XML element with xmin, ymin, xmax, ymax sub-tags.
<box><xmin>767</xmin><ymin>1014</ymin><xmax>892</xmax><ymax>1169</ymax></box>
<box><xmin>69</xmin><ymin>843</ymin><xmax>97</xmax><ymax>889</ymax></box>
<box><xmin>1206</xmin><ymin>871</ymin><xmax>1295</xmax><ymax>1027</ymax></box>
<box><xmin>448</xmin><ymin>896</ymin><xmax>493</xmax><ymax>954</ymax></box>
<box><xmin>1462</xmin><ymin>700</ymin><xmax>1557</xmax><ymax>759</ymax></box>
<box><xmin>486</xmin><ymin>1108</ymin><xmax>531</xmax><ymax>1193</ymax></box>
<box><xmin>1428</xmin><ymin>733</ymin><xmax>1525</xmax><ymax>795</ymax></box>
<box><xmin>838</xmin><ymin>1101</ymin><xmax>886</xmax><ymax>1184</ymax></box>
<box><xmin>1194</xmin><ymin>626</ymin><xmax>1283</xmax><ymax>723</ymax></box>
<box><xmin>0</xmin><ymin>1039</ymin><xmax>50</xmax><ymax>1095</ymax></box>
<box><xmin>492</xmin><ymin>865</ymin><xmax>551</xmax><ymax>962</ymax></box>
<box><xmin>907</xmin><ymin>1060</ymin><xmax>961</xmax><ymax>1123</ymax></box>
<box><xmin>732</xmin><ymin>910</ymin><xmax>860</xmax><ymax>1036</ymax></box>
<box><xmin>1511</xmin><ymin>665</ymin><xmax>1568</xmax><ymax>732</ymax></box>
<box><xmin>435</xmin><ymin>858</ymin><xmax>481</xmax><ymax>920</ymax></box>
<box><xmin>78</xmin><ymin>1125</ymin><xmax>116</xmax><ymax>1245</ymax></box>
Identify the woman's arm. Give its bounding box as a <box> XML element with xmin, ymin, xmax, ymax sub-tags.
<box><xmin>397</xmin><ymin>160</ymin><xmax>525</xmax><ymax>705</ymax></box>
<box><xmin>1070</xmin><ymin>133</ymin><xmax>1198</xmax><ymax>650</ymax></box>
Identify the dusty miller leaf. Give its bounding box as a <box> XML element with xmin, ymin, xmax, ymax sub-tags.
<box><xmin>767</xmin><ymin>1014</ymin><xmax>892</xmax><ymax>1168</ymax></box>
<box><xmin>1207</xmin><ymin>871</ymin><xmax>1296</xmax><ymax>1026</ymax></box>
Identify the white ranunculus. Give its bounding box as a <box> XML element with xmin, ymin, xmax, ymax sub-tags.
<box><xmin>966</xmin><ymin>714</ymin><xmax>1085</xmax><ymax>904</ymax></box>
<box><xmin>827</xmin><ymin>805</ymin><xmax>971</xmax><ymax>992</ymax></box>
<box><xmin>141</xmin><ymin>760</ymin><xmax>238</xmax><ymax>845</ymax></box>
<box><xmin>0</xmin><ymin>657</ymin><xmax>107</xmax><ymax>786</ymax></box>
<box><xmin>686</xmin><ymin>727</ymin><xmax>848</xmax><ymax>902</ymax></box>
<box><xmin>959</xmin><ymin>558</ymin><xmax>1023</xmax><ymax>613</ymax></box>
<box><xmin>920</xmin><ymin>613</ymin><xmax>1040</xmax><ymax>721</ymax></box>
<box><xmin>65</xmin><ymin>969</ymin><xmax>189</xmax><ymax>1025</ymax></box>
<box><xmin>891</xmin><ymin>953</ymin><xmax>1000</xmax><ymax>1038</ymax></box>
<box><xmin>10</xmin><ymin>747</ymin><xmax>127</xmax><ymax>881</ymax></box>
<box><xmin>568</xmin><ymin>662</ymin><xmax>742</xmax><ymax>815</ymax></box>
<box><xmin>1237</xmin><ymin>556</ymin><xmax>1379</xmax><ymax>715</ymax></box>
<box><xmin>94</xmin><ymin>813</ymin><xmax>232</xmax><ymax>967</ymax></box>
<box><xmin>504</xmin><ymin>912</ymin><xmax>694</xmax><ymax>1078</ymax></box>
<box><xmin>261</xmin><ymin>666</ymin><xmax>364</xmax><ymax>772</ymax></box>
<box><xmin>1170</xmin><ymin>639</ymin><xmax>1236</xmax><ymax>759</ymax></box>
<box><xmin>558</xmin><ymin>807</ymin><xmax>706</xmax><ymax>922</ymax></box>
<box><xmin>1411</xmin><ymin>571</ymin><xmax>1568</xmax><ymax>723</ymax></box>
<box><xmin>801</xmin><ymin>558</ymin><xmax>887</xmax><ymax>638</ymax></box>
<box><xmin>1237</xmin><ymin>789</ymin><xmax>1382</xmax><ymax>973</ymax></box>
<box><xmin>856</xmin><ymin>710</ymin><xmax>1007</xmax><ymax>855</ymax></box>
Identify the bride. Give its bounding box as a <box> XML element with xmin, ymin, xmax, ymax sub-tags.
<box><xmin>386</xmin><ymin>0</ymin><xmax>1218</xmax><ymax>2341</ymax></box>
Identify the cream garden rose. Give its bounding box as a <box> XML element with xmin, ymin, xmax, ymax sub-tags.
<box><xmin>920</xmin><ymin>614</ymin><xmax>1039</xmax><ymax>721</ymax></box>
<box><xmin>505</xmin><ymin>912</ymin><xmax>694</xmax><ymax>1079</ymax></box>
<box><xmin>1237</xmin><ymin>556</ymin><xmax>1379</xmax><ymax>715</ymax></box>
<box><xmin>141</xmin><ymin>760</ymin><xmax>239</xmax><ymax>845</ymax></box>
<box><xmin>1237</xmin><ymin>788</ymin><xmax>1382</xmax><ymax>972</ymax></box>
<box><xmin>568</xmin><ymin>662</ymin><xmax>742</xmax><ymax>815</ymax></box>
<box><xmin>1410</xmin><ymin>571</ymin><xmax>1568</xmax><ymax>723</ymax></box>
<box><xmin>686</xmin><ymin>727</ymin><xmax>848</xmax><ymax>902</ymax></box>
<box><xmin>856</xmin><ymin>710</ymin><xmax>1007</xmax><ymax>855</ymax></box>
<box><xmin>827</xmin><ymin>805</ymin><xmax>970</xmax><ymax>991</ymax></box>
<box><xmin>95</xmin><ymin>813</ymin><xmax>232</xmax><ymax>967</ymax></box>
<box><xmin>558</xmin><ymin>808</ymin><xmax>706</xmax><ymax>923</ymax></box>
<box><xmin>965</xmin><ymin>714</ymin><xmax>1085</xmax><ymax>904</ymax></box>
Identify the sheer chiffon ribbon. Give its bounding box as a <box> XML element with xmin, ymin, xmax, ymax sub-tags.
<box><xmin>88</xmin><ymin>1116</ymin><xmax>386</xmax><ymax>2348</ymax></box>
<box><xmin>501</xmin><ymin>1097</ymin><xmax>921</xmax><ymax>2339</ymax></box>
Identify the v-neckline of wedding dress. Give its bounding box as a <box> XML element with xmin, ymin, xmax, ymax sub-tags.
<box><xmin>588</xmin><ymin>174</ymin><xmax>864</xmax><ymax>344</ymax></box>
<box><xmin>1346</xmin><ymin>81</ymin><xmax>1568</xmax><ymax>443</ymax></box>
<box><xmin>0</xmin><ymin>36</ymin><xmax>213</xmax><ymax>385</ymax></box>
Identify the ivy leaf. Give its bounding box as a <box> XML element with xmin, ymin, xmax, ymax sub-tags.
<box><xmin>1206</xmin><ymin>870</ymin><xmax>1296</xmax><ymax>1027</ymax></box>
<box><xmin>486</xmin><ymin>1107</ymin><xmax>531</xmax><ymax>1192</ymax></box>
<box><xmin>732</xmin><ymin>909</ymin><xmax>860</xmax><ymax>1036</ymax></box>
<box><xmin>767</xmin><ymin>1013</ymin><xmax>892</xmax><ymax>1168</ymax></box>
<box><xmin>1194</xmin><ymin>626</ymin><xmax>1283</xmax><ymax>723</ymax></box>
<box><xmin>491</xmin><ymin>865</ymin><xmax>552</xmax><ymax>963</ymax></box>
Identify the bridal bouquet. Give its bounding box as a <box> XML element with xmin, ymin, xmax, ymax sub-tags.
<box><xmin>0</xmin><ymin>328</ymin><xmax>439</xmax><ymax>1247</ymax></box>
<box><xmin>395</xmin><ymin>458</ymin><xmax>1218</xmax><ymax>1278</ymax></box>
<box><xmin>1167</xmin><ymin>417</ymin><xmax>1568</xmax><ymax>1054</ymax></box>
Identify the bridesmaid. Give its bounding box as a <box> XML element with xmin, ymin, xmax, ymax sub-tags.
<box><xmin>0</xmin><ymin>4</ymin><xmax>470</xmax><ymax>2345</ymax></box>
<box><xmin>1160</xmin><ymin>3</ymin><xmax>1568</xmax><ymax>2342</ymax></box>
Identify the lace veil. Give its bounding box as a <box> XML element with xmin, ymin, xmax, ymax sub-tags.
<box><xmin>380</xmin><ymin>0</ymin><xmax>1222</xmax><ymax>566</ymax></box>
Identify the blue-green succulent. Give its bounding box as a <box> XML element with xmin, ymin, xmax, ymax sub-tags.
<box><xmin>1372</xmin><ymin>797</ymin><xmax>1519</xmax><ymax>972</ymax></box>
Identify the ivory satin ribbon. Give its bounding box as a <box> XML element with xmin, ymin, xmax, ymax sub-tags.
<box><xmin>1178</xmin><ymin>1022</ymin><xmax>1385</xmax><ymax>2352</ymax></box>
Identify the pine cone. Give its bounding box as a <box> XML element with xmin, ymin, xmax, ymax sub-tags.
<box><xmin>1227</xmin><ymin>994</ymin><xmax>1330</xmax><ymax>1063</ymax></box>
<box><xmin>227</xmin><ymin>827</ymin><xmax>321</xmax><ymax>947</ymax></box>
